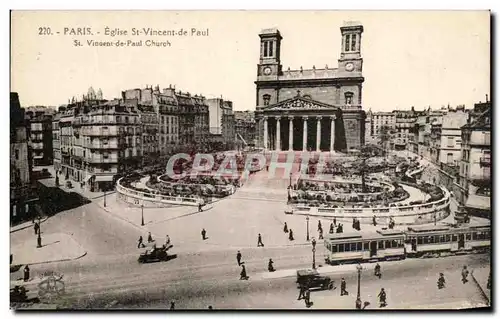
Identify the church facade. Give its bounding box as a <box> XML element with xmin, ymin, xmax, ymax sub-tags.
<box><xmin>254</xmin><ymin>22</ymin><xmax>366</xmax><ymax>152</ymax></box>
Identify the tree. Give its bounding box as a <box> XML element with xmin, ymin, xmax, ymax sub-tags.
<box><xmin>379</xmin><ymin>125</ymin><xmax>391</xmax><ymax>157</ymax></box>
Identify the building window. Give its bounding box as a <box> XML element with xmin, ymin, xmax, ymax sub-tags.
<box><xmin>447</xmin><ymin>137</ymin><xmax>454</xmax><ymax>147</ymax></box>
<box><xmin>351</xmin><ymin>34</ymin><xmax>357</xmax><ymax>51</ymax></box>
<box><xmin>263</xmin><ymin>94</ymin><xmax>271</xmax><ymax>106</ymax></box>
<box><xmin>344</xmin><ymin>92</ymin><xmax>353</xmax><ymax>105</ymax></box>
<box><xmin>263</xmin><ymin>41</ymin><xmax>274</xmax><ymax>57</ymax></box>
<box><xmin>268</xmin><ymin>41</ymin><xmax>274</xmax><ymax>57</ymax></box>
<box><xmin>447</xmin><ymin>153</ymin><xmax>453</xmax><ymax>164</ymax></box>
<box><xmin>345</xmin><ymin>34</ymin><xmax>351</xmax><ymax>52</ymax></box>
<box><xmin>103</xmin><ymin>152</ymin><xmax>109</xmax><ymax>159</ymax></box>
<box><xmin>15</xmin><ymin>149</ymin><xmax>19</xmax><ymax>160</ymax></box>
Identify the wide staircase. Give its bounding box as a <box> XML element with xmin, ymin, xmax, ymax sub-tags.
<box><xmin>232</xmin><ymin>152</ymin><xmax>302</xmax><ymax>202</ymax></box>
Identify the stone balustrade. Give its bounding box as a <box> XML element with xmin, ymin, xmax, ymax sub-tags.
<box><xmin>288</xmin><ymin>186</ymin><xmax>451</xmax><ymax>225</ymax></box>
<box><xmin>116</xmin><ymin>178</ymin><xmax>202</xmax><ymax>207</ymax></box>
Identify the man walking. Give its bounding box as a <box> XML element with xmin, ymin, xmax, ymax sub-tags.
<box><xmin>283</xmin><ymin>222</ymin><xmax>288</xmax><ymax>233</ymax></box>
<box><xmin>201</xmin><ymin>228</ymin><xmax>207</xmax><ymax>240</ymax></box>
<box><xmin>34</xmin><ymin>222</ymin><xmax>40</xmax><ymax>235</ymax></box>
<box><xmin>23</xmin><ymin>265</ymin><xmax>30</xmax><ymax>282</ymax></box>
<box><xmin>147</xmin><ymin>232</ymin><xmax>154</xmax><ymax>243</ymax></box>
<box><xmin>236</xmin><ymin>250</ymin><xmax>242</xmax><ymax>266</ymax></box>
<box><xmin>240</xmin><ymin>263</ymin><xmax>248</xmax><ymax>280</ymax></box>
<box><xmin>461</xmin><ymin>265</ymin><xmax>469</xmax><ymax>284</ymax></box>
<box><xmin>340</xmin><ymin>278</ymin><xmax>348</xmax><ymax>296</ymax></box>
<box><xmin>257</xmin><ymin>233</ymin><xmax>264</xmax><ymax>247</ymax></box>
<box><xmin>378</xmin><ymin>288</ymin><xmax>387</xmax><ymax>307</ymax></box>
<box><xmin>137</xmin><ymin>235</ymin><xmax>145</xmax><ymax>248</ymax></box>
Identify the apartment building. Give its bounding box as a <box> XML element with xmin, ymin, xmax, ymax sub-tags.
<box><xmin>438</xmin><ymin>106</ymin><xmax>468</xmax><ymax>167</ymax></box>
<box><xmin>458</xmin><ymin>103</ymin><xmax>491</xmax><ymax>217</ymax></box>
<box><xmin>393</xmin><ymin>109</ymin><xmax>418</xmax><ymax>151</ymax></box>
<box><xmin>10</xmin><ymin>92</ymin><xmax>38</xmax><ymax>222</ymax></box>
<box><xmin>366</xmin><ymin>111</ymin><xmax>396</xmax><ymax>143</ymax></box>
<box><xmin>54</xmin><ymin>88</ymin><xmax>142</xmax><ymax>191</ymax></box>
<box><xmin>25</xmin><ymin>106</ymin><xmax>55</xmax><ymax>166</ymax></box>
<box><xmin>234</xmin><ymin>110</ymin><xmax>256</xmax><ymax>147</ymax></box>
<box><xmin>207</xmin><ymin>97</ymin><xmax>235</xmax><ymax>148</ymax></box>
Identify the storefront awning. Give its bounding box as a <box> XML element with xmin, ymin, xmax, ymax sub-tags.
<box><xmin>95</xmin><ymin>175</ymin><xmax>114</xmax><ymax>182</ymax></box>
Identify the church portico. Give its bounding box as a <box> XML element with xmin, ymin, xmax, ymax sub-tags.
<box><xmin>255</xmin><ymin>23</ymin><xmax>366</xmax><ymax>151</ymax></box>
<box><xmin>256</xmin><ymin>93</ymin><xmax>344</xmax><ymax>152</ymax></box>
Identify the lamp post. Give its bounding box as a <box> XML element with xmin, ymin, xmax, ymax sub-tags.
<box><xmin>141</xmin><ymin>204</ymin><xmax>145</xmax><ymax>226</ymax></box>
<box><xmin>306</xmin><ymin>216</ymin><xmax>310</xmax><ymax>241</ymax></box>
<box><xmin>312</xmin><ymin>238</ymin><xmax>317</xmax><ymax>269</ymax></box>
<box><xmin>355</xmin><ymin>263</ymin><xmax>362</xmax><ymax>309</ymax></box>
<box><xmin>289</xmin><ymin>172</ymin><xmax>292</xmax><ymax>188</ymax></box>
<box><xmin>104</xmin><ymin>190</ymin><xmax>107</xmax><ymax>207</ymax></box>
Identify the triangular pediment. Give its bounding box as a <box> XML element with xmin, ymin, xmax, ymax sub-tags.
<box><xmin>263</xmin><ymin>96</ymin><xmax>339</xmax><ymax>112</ymax></box>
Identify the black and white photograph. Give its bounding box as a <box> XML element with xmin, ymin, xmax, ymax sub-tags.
<box><xmin>8</xmin><ymin>10</ymin><xmax>491</xmax><ymax>310</ymax></box>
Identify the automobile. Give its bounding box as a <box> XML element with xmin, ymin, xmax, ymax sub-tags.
<box><xmin>138</xmin><ymin>244</ymin><xmax>176</xmax><ymax>263</ymax></box>
<box><xmin>296</xmin><ymin>269</ymin><xmax>335</xmax><ymax>290</ymax></box>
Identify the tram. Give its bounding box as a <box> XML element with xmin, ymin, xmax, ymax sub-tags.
<box><xmin>405</xmin><ymin>221</ymin><xmax>490</xmax><ymax>256</ymax></box>
<box><xmin>324</xmin><ymin>220</ymin><xmax>490</xmax><ymax>264</ymax></box>
<box><xmin>324</xmin><ymin>229</ymin><xmax>406</xmax><ymax>265</ymax></box>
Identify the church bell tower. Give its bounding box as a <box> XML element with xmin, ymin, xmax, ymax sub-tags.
<box><xmin>338</xmin><ymin>22</ymin><xmax>364</xmax><ymax>73</ymax></box>
<box><xmin>257</xmin><ymin>28</ymin><xmax>282</xmax><ymax>77</ymax></box>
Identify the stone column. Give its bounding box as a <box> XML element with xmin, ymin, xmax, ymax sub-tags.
<box><xmin>316</xmin><ymin>117</ymin><xmax>322</xmax><ymax>152</ymax></box>
<box><xmin>330</xmin><ymin>115</ymin><xmax>336</xmax><ymax>152</ymax></box>
<box><xmin>276</xmin><ymin>116</ymin><xmax>281</xmax><ymax>151</ymax></box>
<box><xmin>302</xmin><ymin>116</ymin><xmax>308</xmax><ymax>151</ymax></box>
<box><xmin>263</xmin><ymin>117</ymin><xmax>268</xmax><ymax>150</ymax></box>
<box><xmin>288</xmin><ymin>116</ymin><xmax>294</xmax><ymax>151</ymax></box>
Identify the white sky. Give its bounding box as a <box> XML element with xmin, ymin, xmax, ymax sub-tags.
<box><xmin>11</xmin><ymin>11</ymin><xmax>490</xmax><ymax>112</ymax></box>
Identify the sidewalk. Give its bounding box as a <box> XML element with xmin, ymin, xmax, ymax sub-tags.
<box><xmin>10</xmin><ymin>217</ymin><xmax>49</xmax><ymax>233</ymax></box>
<box><xmin>37</xmin><ymin>165</ymin><xmax>112</xmax><ymax>200</ymax></box>
<box><xmin>10</xmin><ymin>232</ymin><xmax>87</xmax><ymax>266</ymax></box>
<box><xmin>471</xmin><ymin>266</ymin><xmax>491</xmax><ymax>304</ymax></box>
<box><xmin>290</xmin><ymin>267</ymin><xmax>487</xmax><ymax>310</ymax></box>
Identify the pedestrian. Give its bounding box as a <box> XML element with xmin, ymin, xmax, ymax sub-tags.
<box><xmin>373</xmin><ymin>215</ymin><xmax>377</xmax><ymax>226</ymax></box>
<box><xmin>198</xmin><ymin>202</ymin><xmax>203</xmax><ymax>213</ymax></box>
<box><xmin>297</xmin><ymin>284</ymin><xmax>306</xmax><ymax>300</ymax></box>
<box><xmin>240</xmin><ymin>263</ymin><xmax>248</xmax><ymax>280</ymax></box>
<box><xmin>318</xmin><ymin>228</ymin><xmax>324</xmax><ymax>240</ymax></box>
<box><xmin>333</xmin><ymin>217</ymin><xmax>337</xmax><ymax>226</ymax></box>
<box><xmin>378</xmin><ymin>288</ymin><xmax>387</xmax><ymax>307</ymax></box>
<box><xmin>288</xmin><ymin>229</ymin><xmax>294</xmax><ymax>241</ymax></box>
<box><xmin>23</xmin><ymin>265</ymin><xmax>30</xmax><ymax>282</ymax></box>
<box><xmin>357</xmin><ymin>220</ymin><xmax>361</xmax><ymax>231</ymax></box>
<box><xmin>147</xmin><ymin>232</ymin><xmax>153</xmax><ymax>243</ymax></box>
<box><xmin>318</xmin><ymin>220</ymin><xmax>322</xmax><ymax>232</ymax></box>
<box><xmin>461</xmin><ymin>265</ymin><xmax>469</xmax><ymax>284</ymax></box>
<box><xmin>137</xmin><ymin>235</ymin><xmax>145</xmax><ymax>248</ymax></box>
<box><xmin>352</xmin><ymin>218</ymin><xmax>356</xmax><ymax>229</ymax></box>
<box><xmin>236</xmin><ymin>250</ymin><xmax>242</xmax><ymax>266</ymax></box>
<box><xmin>329</xmin><ymin>223</ymin><xmax>334</xmax><ymax>234</ymax></box>
<box><xmin>304</xmin><ymin>288</ymin><xmax>311</xmax><ymax>308</ymax></box>
<box><xmin>340</xmin><ymin>278</ymin><xmax>348</xmax><ymax>296</ymax></box>
<box><xmin>268</xmin><ymin>258</ymin><xmax>275</xmax><ymax>272</ymax></box>
<box><xmin>257</xmin><ymin>233</ymin><xmax>265</xmax><ymax>247</ymax></box>
<box><xmin>34</xmin><ymin>222</ymin><xmax>40</xmax><ymax>235</ymax></box>
<box><xmin>283</xmin><ymin>222</ymin><xmax>289</xmax><ymax>233</ymax></box>
<box><xmin>165</xmin><ymin>235</ymin><xmax>171</xmax><ymax>246</ymax></box>
<box><xmin>437</xmin><ymin>273</ymin><xmax>446</xmax><ymax>289</ymax></box>
<box><xmin>170</xmin><ymin>301</ymin><xmax>175</xmax><ymax>310</ymax></box>
<box><xmin>201</xmin><ymin>228</ymin><xmax>207</xmax><ymax>240</ymax></box>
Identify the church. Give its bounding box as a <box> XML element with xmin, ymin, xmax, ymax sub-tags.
<box><xmin>254</xmin><ymin>22</ymin><xmax>366</xmax><ymax>152</ymax></box>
